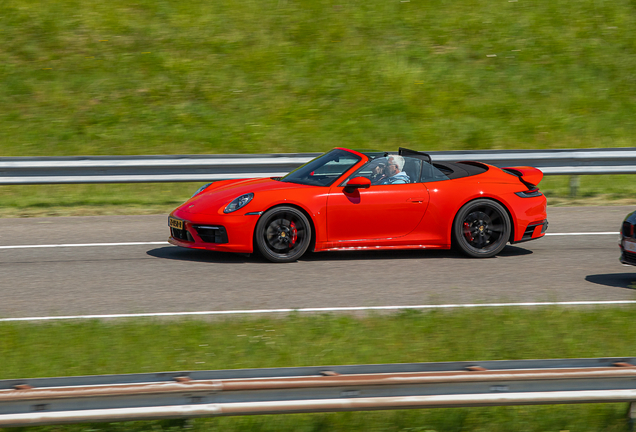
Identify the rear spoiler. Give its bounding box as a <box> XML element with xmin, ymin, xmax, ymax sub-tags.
<box><xmin>503</xmin><ymin>166</ymin><xmax>544</xmax><ymax>188</ymax></box>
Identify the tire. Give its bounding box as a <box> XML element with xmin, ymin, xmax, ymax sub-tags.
<box><xmin>255</xmin><ymin>206</ymin><xmax>312</xmax><ymax>263</ymax></box>
<box><xmin>453</xmin><ymin>199</ymin><xmax>511</xmax><ymax>258</ymax></box>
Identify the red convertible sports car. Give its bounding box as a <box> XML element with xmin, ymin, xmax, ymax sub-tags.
<box><xmin>169</xmin><ymin>148</ymin><xmax>548</xmax><ymax>262</ymax></box>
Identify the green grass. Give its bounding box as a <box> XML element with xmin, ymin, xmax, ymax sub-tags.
<box><xmin>2</xmin><ymin>0</ymin><xmax>636</xmax><ymax>156</ymax></box>
<box><xmin>541</xmin><ymin>175</ymin><xmax>636</xmax><ymax>206</ymax></box>
<box><xmin>1</xmin><ymin>308</ymin><xmax>635</xmax><ymax>431</ymax></box>
<box><xmin>0</xmin><ymin>182</ymin><xmax>198</xmax><ymax>218</ymax></box>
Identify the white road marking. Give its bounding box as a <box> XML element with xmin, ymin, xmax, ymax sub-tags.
<box><xmin>1</xmin><ymin>301</ymin><xmax>635</xmax><ymax>322</ymax></box>
<box><xmin>0</xmin><ymin>242</ymin><xmax>169</xmax><ymax>249</ymax></box>
<box><xmin>0</xmin><ymin>232</ymin><xmax>621</xmax><ymax>250</ymax></box>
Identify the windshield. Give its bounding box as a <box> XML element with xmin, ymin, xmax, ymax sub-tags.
<box><xmin>279</xmin><ymin>149</ymin><xmax>362</xmax><ymax>186</ymax></box>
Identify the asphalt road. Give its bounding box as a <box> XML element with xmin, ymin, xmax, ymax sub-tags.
<box><xmin>1</xmin><ymin>206</ymin><xmax>635</xmax><ymax>318</ymax></box>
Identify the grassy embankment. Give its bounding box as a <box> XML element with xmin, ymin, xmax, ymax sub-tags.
<box><xmin>1</xmin><ymin>0</ymin><xmax>636</xmax><ymax>215</ymax></box>
<box><xmin>2</xmin><ymin>307</ymin><xmax>636</xmax><ymax>431</ymax></box>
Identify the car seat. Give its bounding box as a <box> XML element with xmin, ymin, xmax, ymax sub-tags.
<box><xmin>420</xmin><ymin>160</ymin><xmax>433</xmax><ymax>181</ymax></box>
<box><xmin>402</xmin><ymin>159</ymin><xmax>422</xmax><ymax>183</ymax></box>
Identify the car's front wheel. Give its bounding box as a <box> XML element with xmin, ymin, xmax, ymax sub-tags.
<box><xmin>255</xmin><ymin>206</ymin><xmax>312</xmax><ymax>263</ymax></box>
<box><xmin>453</xmin><ymin>199</ymin><xmax>511</xmax><ymax>258</ymax></box>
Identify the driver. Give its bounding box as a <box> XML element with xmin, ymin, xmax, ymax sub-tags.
<box><xmin>370</xmin><ymin>161</ymin><xmax>387</xmax><ymax>184</ymax></box>
<box><xmin>377</xmin><ymin>155</ymin><xmax>410</xmax><ymax>184</ymax></box>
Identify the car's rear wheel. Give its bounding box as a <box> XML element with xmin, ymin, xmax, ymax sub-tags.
<box><xmin>453</xmin><ymin>199</ymin><xmax>511</xmax><ymax>258</ymax></box>
<box><xmin>255</xmin><ymin>206</ymin><xmax>312</xmax><ymax>263</ymax></box>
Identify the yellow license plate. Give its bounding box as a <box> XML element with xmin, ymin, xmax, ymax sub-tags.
<box><xmin>169</xmin><ymin>218</ymin><xmax>184</xmax><ymax>230</ymax></box>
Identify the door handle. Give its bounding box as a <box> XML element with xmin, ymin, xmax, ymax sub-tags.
<box><xmin>408</xmin><ymin>198</ymin><xmax>425</xmax><ymax>203</ymax></box>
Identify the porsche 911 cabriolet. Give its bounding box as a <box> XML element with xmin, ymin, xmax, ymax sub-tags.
<box><xmin>169</xmin><ymin>148</ymin><xmax>548</xmax><ymax>262</ymax></box>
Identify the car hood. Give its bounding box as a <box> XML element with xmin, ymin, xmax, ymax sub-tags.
<box><xmin>178</xmin><ymin>177</ymin><xmax>314</xmax><ymax>215</ymax></box>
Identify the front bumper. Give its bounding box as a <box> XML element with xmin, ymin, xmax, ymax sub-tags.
<box><xmin>620</xmin><ymin>250</ymin><xmax>636</xmax><ymax>266</ymax></box>
<box><xmin>168</xmin><ymin>209</ymin><xmax>259</xmax><ymax>254</ymax></box>
<box><xmin>619</xmin><ymin>214</ymin><xmax>636</xmax><ymax>266</ymax></box>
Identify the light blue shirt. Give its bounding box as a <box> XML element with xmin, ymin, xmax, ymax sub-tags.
<box><xmin>379</xmin><ymin>171</ymin><xmax>410</xmax><ymax>184</ymax></box>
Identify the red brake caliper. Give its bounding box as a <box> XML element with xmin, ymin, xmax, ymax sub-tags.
<box><xmin>463</xmin><ymin>222</ymin><xmax>474</xmax><ymax>242</ymax></box>
<box><xmin>290</xmin><ymin>221</ymin><xmax>298</xmax><ymax>245</ymax></box>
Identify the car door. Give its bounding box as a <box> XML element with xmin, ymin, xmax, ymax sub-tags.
<box><xmin>326</xmin><ymin>180</ymin><xmax>430</xmax><ymax>242</ymax></box>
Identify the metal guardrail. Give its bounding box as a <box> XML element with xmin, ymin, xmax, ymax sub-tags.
<box><xmin>1</xmin><ymin>358</ymin><xmax>635</xmax><ymax>427</ymax></box>
<box><xmin>1</xmin><ymin>148</ymin><xmax>635</xmax><ymax>185</ymax></box>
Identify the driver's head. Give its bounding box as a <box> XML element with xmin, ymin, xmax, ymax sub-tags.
<box><xmin>373</xmin><ymin>162</ymin><xmax>386</xmax><ymax>175</ymax></box>
<box><xmin>386</xmin><ymin>155</ymin><xmax>405</xmax><ymax>176</ymax></box>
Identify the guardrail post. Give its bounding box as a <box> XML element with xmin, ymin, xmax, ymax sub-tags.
<box><xmin>629</xmin><ymin>401</ymin><xmax>635</xmax><ymax>432</ymax></box>
<box><xmin>569</xmin><ymin>175</ymin><xmax>580</xmax><ymax>197</ymax></box>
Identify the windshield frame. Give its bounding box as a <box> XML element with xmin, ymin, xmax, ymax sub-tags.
<box><xmin>278</xmin><ymin>148</ymin><xmax>364</xmax><ymax>187</ymax></box>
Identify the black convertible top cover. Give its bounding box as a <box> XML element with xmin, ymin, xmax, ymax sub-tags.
<box><xmin>431</xmin><ymin>161</ymin><xmax>489</xmax><ymax>180</ymax></box>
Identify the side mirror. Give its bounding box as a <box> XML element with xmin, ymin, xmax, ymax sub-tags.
<box><xmin>344</xmin><ymin>176</ymin><xmax>371</xmax><ymax>193</ymax></box>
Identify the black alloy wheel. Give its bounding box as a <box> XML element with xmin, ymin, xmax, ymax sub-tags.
<box><xmin>453</xmin><ymin>199</ymin><xmax>511</xmax><ymax>258</ymax></box>
<box><xmin>255</xmin><ymin>206</ymin><xmax>312</xmax><ymax>263</ymax></box>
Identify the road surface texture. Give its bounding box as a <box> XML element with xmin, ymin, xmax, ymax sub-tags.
<box><xmin>1</xmin><ymin>206</ymin><xmax>634</xmax><ymax>318</ymax></box>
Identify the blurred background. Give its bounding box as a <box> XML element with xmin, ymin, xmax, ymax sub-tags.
<box><xmin>2</xmin><ymin>0</ymin><xmax>635</xmax><ymax>157</ymax></box>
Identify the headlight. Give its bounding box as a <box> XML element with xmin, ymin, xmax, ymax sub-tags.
<box><xmin>224</xmin><ymin>193</ymin><xmax>254</xmax><ymax>213</ymax></box>
<box><xmin>192</xmin><ymin>183</ymin><xmax>213</xmax><ymax>198</ymax></box>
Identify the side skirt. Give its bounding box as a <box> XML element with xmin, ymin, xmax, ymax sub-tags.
<box><xmin>314</xmin><ymin>244</ymin><xmax>450</xmax><ymax>252</ymax></box>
